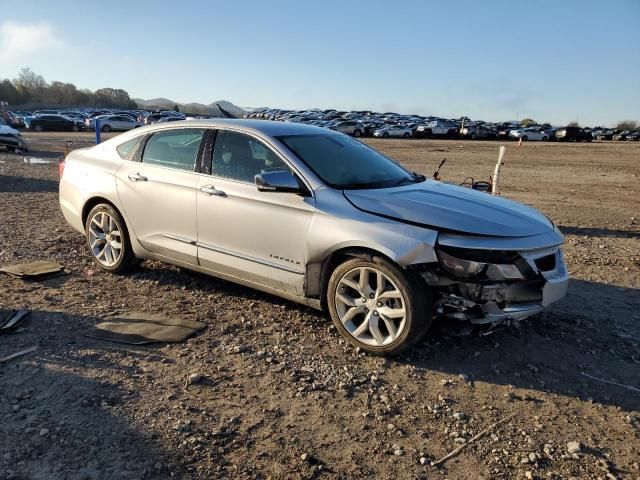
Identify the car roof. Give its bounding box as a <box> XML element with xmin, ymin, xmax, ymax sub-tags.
<box><xmin>134</xmin><ymin>119</ymin><xmax>329</xmax><ymax>137</ymax></box>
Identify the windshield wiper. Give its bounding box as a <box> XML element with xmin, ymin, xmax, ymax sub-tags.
<box><xmin>391</xmin><ymin>173</ymin><xmax>426</xmax><ymax>187</ymax></box>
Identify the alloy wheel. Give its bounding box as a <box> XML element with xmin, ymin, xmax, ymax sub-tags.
<box><xmin>88</xmin><ymin>211</ymin><xmax>123</xmax><ymax>267</ymax></box>
<box><xmin>334</xmin><ymin>266</ymin><xmax>407</xmax><ymax>346</ymax></box>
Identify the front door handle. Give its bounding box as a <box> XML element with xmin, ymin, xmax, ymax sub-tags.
<box><xmin>128</xmin><ymin>172</ymin><xmax>148</xmax><ymax>182</ymax></box>
<box><xmin>200</xmin><ymin>185</ymin><xmax>226</xmax><ymax>196</ymax></box>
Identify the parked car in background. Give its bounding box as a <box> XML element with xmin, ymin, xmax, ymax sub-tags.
<box><xmin>156</xmin><ymin>116</ymin><xmax>186</xmax><ymax>123</ymax></box>
<box><xmin>0</xmin><ymin>123</ymin><xmax>28</xmax><ymax>151</ymax></box>
<box><xmin>4</xmin><ymin>111</ymin><xmax>26</xmax><ymax>128</ymax></box>
<box><xmin>625</xmin><ymin>131</ymin><xmax>640</xmax><ymax>141</ymax></box>
<box><xmin>509</xmin><ymin>127</ymin><xmax>549</xmax><ymax>141</ymax></box>
<box><xmin>595</xmin><ymin>129</ymin><xmax>617</xmax><ymax>141</ymax></box>
<box><xmin>25</xmin><ymin>114</ymin><xmax>85</xmax><ymax>132</ymax></box>
<box><xmin>329</xmin><ymin>120</ymin><xmax>365</xmax><ymax>137</ymax></box>
<box><xmin>415</xmin><ymin>120</ymin><xmax>458</xmax><ymax>138</ymax></box>
<box><xmin>86</xmin><ymin>115</ymin><xmax>142</xmax><ymax>132</ymax></box>
<box><xmin>496</xmin><ymin>124</ymin><xmax>518</xmax><ymax>141</ymax></box>
<box><xmin>540</xmin><ymin>127</ymin><xmax>556</xmax><ymax>139</ymax></box>
<box><xmin>372</xmin><ymin>125</ymin><xmax>413</xmax><ymax>138</ymax></box>
<box><xmin>59</xmin><ymin>119</ymin><xmax>568</xmax><ymax>356</ymax></box>
<box><xmin>555</xmin><ymin>127</ymin><xmax>593</xmax><ymax>142</ymax></box>
<box><xmin>460</xmin><ymin>124</ymin><xmax>497</xmax><ymax>140</ymax></box>
<box><xmin>612</xmin><ymin>131</ymin><xmax>630</xmax><ymax>141</ymax></box>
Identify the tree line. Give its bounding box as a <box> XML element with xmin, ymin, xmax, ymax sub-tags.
<box><xmin>0</xmin><ymin>68</ymin><xmax>137</xmax><ymax>109</ymax></box>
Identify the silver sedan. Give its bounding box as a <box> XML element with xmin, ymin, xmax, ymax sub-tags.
<box><xmin>85</xmin><ymin>115</ymin><xmax>142</xmax><ymax>132</ymax></box>
<box><xmin>59</xmin><ymin>120</ymin><xmax>568</xmax><ymax>355</ymax></box>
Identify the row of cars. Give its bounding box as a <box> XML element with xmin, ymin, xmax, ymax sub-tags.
<box><xmin>246</xmin><ymin>108</ymin><xmax>639</xmax><ymax>142</ymax></box>
<box><xmin>3</xmin><ymin>106</ymin><xmax>639</xmax><ymax>142</ymax></box>
<box><xmin>2</xmin><ymin>109</ymin><xmax>192</xmax><ymax>133</ymax></box>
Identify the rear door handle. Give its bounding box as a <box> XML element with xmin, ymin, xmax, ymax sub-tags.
<box><xmin>128</xmin><ymin>172</ymin><xmax>148</xmax><ymax>182</ymax></box>
<box><xmin>200</xmin><ymin>185</ymin><xmax>226</xmax><ymax>196</ymax></box>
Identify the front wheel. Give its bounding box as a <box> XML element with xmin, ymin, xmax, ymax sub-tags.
<box><xmin>353</xmin><ymin>129</ymin><xmax>361</xmax><ymax>137</ymax></box>
<box><xmin>85</xmin><ymin>204</ymin><xmax>138</xmax><ymax>273</ymax></box>
<box><xmin>403</xmin><ymin>132</ymin><xmax>410</xmax><ymax>138</ymax></box>
<box><xmin>34</xmin><ymin>125</ymin><xmax>43</xmax><ymax>132</ymax></box>
<box><xmin>327</xmin><ymin>256</ymin><xmax>432</xmax><ymax>356</ymax></box>
<box><xmin>522</xmin><ymin>135</ymin><xmax>528</xmax><ymax>141</ymax></box>
<box><xmin>101</xmin><ymin>124</ymin><xmax>112</xmax><ymax>133</ymax></box>
<box><xmin>382</xmin><ymin>132</ymin><xmax>389</xmax><ymax>138</ymax></box>
<box><xmin>72</xmin><ymin>125</ymin><xmax>80</xmax><ymax>132</ymax></box>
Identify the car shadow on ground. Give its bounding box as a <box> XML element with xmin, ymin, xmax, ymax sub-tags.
<box><xmin>0</xmin><ymin>174</ymin><xmax>59</xmax><ymax>194</ymax></box>
<box><xmin>136</xmin><ymin>260</ymin><xmax>640</xmax><ymax>411</ymax></box>
<box><xmin>399</xmin><ymin>278</ymin><xmax>640</xmax><ymax>412</ymax></box>
<box><xmin>559</xmin><ymin>225</ymin><xmax>640</xmax><ymax>239</ymax></box>
<box><xmin>0</xmin><ymin>318</ymin><xmax>171</xmax><ymax>479</ymax></box>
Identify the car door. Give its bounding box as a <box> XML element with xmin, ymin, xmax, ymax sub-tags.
<box><xmin>196</xmin><ymin>129</ymin><xmax>315</xmax><ymax>295</ymax></box>
<box><xmin>115</xmin><ymin>127</ymin><xmax>207</xmax><ymax>265</ymax></box>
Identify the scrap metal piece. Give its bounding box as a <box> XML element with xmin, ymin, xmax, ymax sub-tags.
<box><xmin>0</xmin><ymin>261</ymin><xmax>68</xmax><ymax>279</ymax></box>
<box><xmin>86</xmin><ymin>312</ymin><xmax>207</xmax><ymax>345</ymax></box>
<box><xmin>0</xmin><ymin>309</ymin><xmax>31</xmax><ymax>333</ymax></box>
<box><xmin>0</xmin><ymin>346</ymin><xmax>38</xmax><ymax>364</ymax></box>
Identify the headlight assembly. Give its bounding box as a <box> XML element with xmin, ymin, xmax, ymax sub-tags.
<box><xmin>437</xmin><ymin>249</ymin><xmax>525</xmax><ymax>280</ymax></box>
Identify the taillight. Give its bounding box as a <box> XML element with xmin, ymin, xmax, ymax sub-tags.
<box><xmin>58</xmin><ymin>158</ymin><xmax>66</xmax><ymax>178</ymax></box>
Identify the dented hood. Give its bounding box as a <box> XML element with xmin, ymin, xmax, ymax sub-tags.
<box><xmin>344</xmin><ymin>181</ymin><xmax>553</xmax><ymax>237</ymax></box>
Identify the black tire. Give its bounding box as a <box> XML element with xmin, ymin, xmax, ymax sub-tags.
<box><xmin>470</xmin><ymin>133</ymin><xmax>476</xmax><ymax>140</ymax></box>
<box><xmin>353</xmin><ymin>129</ymin><xmax>361</xmax><ymax>137</ymax></box>
<box><xmin>34</xmin><ymin>125</ymin><xmax>43</xmax><ymax>132</ymax></box>
<box><xmin>327</xmin><ymin>256</ymin><xmax>432</xmax><ymax>356</ymax></box>
<box><xmin>72</xmin><ymin>125</ymin><xmax>80</xmax><ymax>132</ymax></box>
<box><xmin>382</xmin><ymin>132</ymin><xmax>389</xmax><ymax>138</ymax></box>
<box><xmin>522</xmin><ymin>135</ymin><xmax>528</xmax><ymax>141</ymax></box>
<box><xmin>542</xmin><ymin>136</ymin><xmax>548</xmax><ymax>141</ymax></box>
<box><xmin>403</xmin><ymin>132</ymin><xmax>410</xmax><ymax>138</ymax></box>
<box><xmin>84</xmin><ymin>203</ymin><xmax>138</xmax><ymax>274</ymax></box>
<box><xmin>101</xmin><ymin>124</ymin><xmax>111</xmax><ymax>133</ymax></box>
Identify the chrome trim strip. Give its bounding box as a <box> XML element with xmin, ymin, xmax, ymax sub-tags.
<box><xmin>196</xmin><ymin>241</ymin><xmax>305</xmax><ymax>275</ymax></box>
<box><xmin>161</xmin><ymin>234</ymin><xmax>197</xmax><ymax>245</ymax></box>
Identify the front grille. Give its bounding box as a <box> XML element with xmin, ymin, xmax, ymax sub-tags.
<box><xmin>534</xmin><ymin>254</ymin><xmax>556</xmax><ymax>272</ymax></box>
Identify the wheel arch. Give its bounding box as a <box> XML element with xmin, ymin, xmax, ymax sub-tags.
<box><xmin>311</xmin><ymin>246</ymin><xmax>415</xmax><ymax>311</ymax></box>
<box><xmin>82</xmin><ymin>196</ymin><xmax>121</xmax><ymax>227</ymax></box>
<box><xmin>81</xmin><ymin>196</ymin><xmax>148</xmax><ymax>259</ymax></box>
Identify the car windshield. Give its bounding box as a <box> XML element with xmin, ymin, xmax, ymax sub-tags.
<box><xmin>276</xmin><ymin>133</ymin><xmax>423</xmax><ymax>189</ymax></box>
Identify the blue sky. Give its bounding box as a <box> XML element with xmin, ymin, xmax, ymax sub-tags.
<box><xmin>0</xmin><ymin>0</ymin><xmax>638</xmax><ymax>126</ymax></box>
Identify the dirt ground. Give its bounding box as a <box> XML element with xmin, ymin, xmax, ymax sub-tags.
<box><xmin>1</xmin><ymin>132</ymin><xmax>639</xmax><ymax>480</ymax></box>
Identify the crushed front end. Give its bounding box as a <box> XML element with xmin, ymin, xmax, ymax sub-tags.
<box><xmin>417</xmin><ymin>244</ymin><xmax>569</xmax><ymax>324</ymax></box>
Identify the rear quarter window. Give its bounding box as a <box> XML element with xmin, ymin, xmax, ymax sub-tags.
<box><xmin>116</xmin><ymin>137</ymin><xmax>142</xmax><ymax>160</ymax></box>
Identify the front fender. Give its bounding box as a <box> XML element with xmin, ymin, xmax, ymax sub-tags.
<box><xmin>304</xmin><ymin>188</ymin><xmax>438</xmax><ymax>296</ymax></box>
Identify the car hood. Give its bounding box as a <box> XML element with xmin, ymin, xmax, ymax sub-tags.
<box><xmin>0</xmin><ymin>125</ymin><xmax>20</xmax><ymax>135</ymax></box>
<box><xmin>344</xmin><ymin>181</ymin><xmax>553</xmax><ymax>237</ymax></box>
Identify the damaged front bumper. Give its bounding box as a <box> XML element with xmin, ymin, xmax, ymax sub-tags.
<box><xmin>421</xmin><ymin>247</ymin><xmax>569</xmax><ymax>324</ymax></box>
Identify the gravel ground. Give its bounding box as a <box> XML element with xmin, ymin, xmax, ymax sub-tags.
<box><xmin>1</xmin><ymin>133</ymin><xmax>639</xmax><ymax>480</ymax></box>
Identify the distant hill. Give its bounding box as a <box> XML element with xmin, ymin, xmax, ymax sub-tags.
<box><xmin>134</xmin><ymin>98</ymin><xmax>246</xmax><ymax>117</ymax></box>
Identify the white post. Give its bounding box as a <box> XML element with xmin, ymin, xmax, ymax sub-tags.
<box><xmin>492</xmin><ymin>145</ymin><xmax>506</xmax><ymax>195</ymax></box>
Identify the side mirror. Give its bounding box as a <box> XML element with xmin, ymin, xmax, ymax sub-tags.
<box><xmin>255</xmin><ymin>170</ymin><xmax>309</xmax><ymax>195</ymax></box>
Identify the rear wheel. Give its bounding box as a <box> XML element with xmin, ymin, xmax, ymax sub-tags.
<box><xmin>353</xmin><ymin>129</ymin><xmax>361</xmax><ymax>137</ymax></box>
<box><xmin>382</xmin><ymin>132</ymin><xmax>389</xmax><ymax>138</ymax></box>
<box><xmin>522</xmin><ymin>135</ymin><xmax>528</xmax><ymax>141</ymax></box>
<box><xmin>34</xmin><ymin>125</ymin><xmax>43</xmax><ymax>132</ymax></box>
<box><xmin>327</xmin><ymin>256</ymin><xmax>432</xmax><ymax>356</ymax></box>
<box><xmin>72</xmin><ymin>125</ymin><xmax>80</xmax><ymax>132</ymax></box>
<box><xmin>101</xmin><ymin>124</ymin><xmax>111</xmax><ymax>133</ymax></box>
<box><xmin>542</xmin><ymin>136</ymin><xmax>548</xmax><ymax>141</ymax></box>
<box><xmin>403</xmin><ymin>132</ymin><xmax>410</xmax><ymax>138</ymax></box>
<box><xmin>85</xmin><ymin>204</ymin><xmax>138</xmax><ymax>273</ymax></box>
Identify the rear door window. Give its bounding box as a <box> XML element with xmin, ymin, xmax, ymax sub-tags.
<box><xmin>141</xmin><ymin>128</ymin><xmax>205</xmax><ymax>171</ymax></box>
